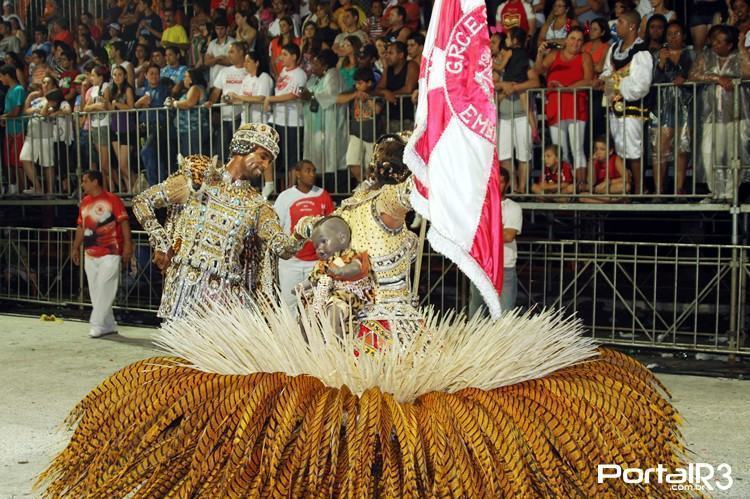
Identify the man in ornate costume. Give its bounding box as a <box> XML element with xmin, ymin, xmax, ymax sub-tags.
<box><xmin>132</xmin><ymin>123</ymin><xmax>309</xmax><ymax>319</ymax></box>
<box><xmin>596</xmin><ymin>8</ymin><xmax>653</xmax><ymax>195</ymax></box>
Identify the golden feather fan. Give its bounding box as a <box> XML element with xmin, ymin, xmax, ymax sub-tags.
<box><xmin>36</xmin><ymin>299</ymin><xmax>686</xmax><ymax>497</ymax></box>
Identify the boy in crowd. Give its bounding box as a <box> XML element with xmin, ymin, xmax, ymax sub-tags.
<box><xmin>341</xmin><ymin>68</ymin><xmax>384</xmax><ymax>185</ymax></box>
<box><xmin>578</xmin><ymin>135</ymin><xmax>631</xmax><ymax>202</ymax></box>
<box><xmin>531</xmin><ymin>144</ymin><xmax>574</xmax><ymax>198</ymax></box>
<box><xmin>274</xmin><ymin>160</ymin><xmax>335</xmax><ymax>312</ymax></box>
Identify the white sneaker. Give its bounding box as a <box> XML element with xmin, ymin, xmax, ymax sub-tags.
<box><xmin>89</xmin><ymin>329</ymin><xmax>117</xmax><ymax>338</ymax></box>
<box><xmin>6</xmin><ymin>184</ymin><xmax>18</xmax><ymax>195</ymax></box>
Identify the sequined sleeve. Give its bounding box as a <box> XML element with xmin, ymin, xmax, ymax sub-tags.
<box><xmin>375</xmin><ymin>177</ymin><xmax>413</xmax><ymax>221</ymax></box>
<box><xmin>132</xmin><ymin>174</ymin><xmax>190</xmax><ymax>254</ymax></box>
<box><xmin>255</xmin><ymin>202</ymin><xmax>306</xmax><ymax>259</ymax></box>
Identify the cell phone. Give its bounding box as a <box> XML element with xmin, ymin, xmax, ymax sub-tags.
<box><xmin>547</xmin><ymin>42</ymin><xmax>561</xmax><ymax>49</ymax></box>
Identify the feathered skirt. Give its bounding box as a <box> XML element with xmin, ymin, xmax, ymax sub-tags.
<box><xmin>37</xmin><ymin>301</ymin><xmax>686</xmax><ymax>498</ymax></box>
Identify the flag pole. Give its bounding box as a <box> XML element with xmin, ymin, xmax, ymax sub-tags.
<box><xmin>411</xmin><ymin>216</ymin><xmax>428</xmax><ymax>304</ymax></box>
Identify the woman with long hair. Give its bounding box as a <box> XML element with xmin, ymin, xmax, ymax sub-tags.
<box><xmin>300</xmin><ymin>21</ymin><xmax>319</xmax><ymax>76</ymax></box>
<box><xmin>9</xmin><ymin>17</ymin><xmax>26</xmax><ymax>49</ymax></box>
<box><xmin>337</xmin><ymin>35</ymin><xmax>362</xmax><ymax>91</ymax></box>
<box><xmin>76</xmin><ymin>32</ymin><xmax>96</xmax><ymax>71</ymax></box>
<box><xmin>644</xmin><ymin>13</ymin><xmax>668</xmax><ymax>54</ymax></box>
<box><xmin>235</xmin><ymin>9</ymin><xmax>259</xmax><ymax>48</ymax></box>
<box><xmin>82</xmin><ymin>66</ymin><xmax>116</xmax><ymax>190</ymax></box>
<box><xmin>582</xmin><ymin>17</ymin><xmax>611</xmax><ymax>75</ymax></box>
<box><xmin>172</xmin><ymin>68</ymin><xmax>209</xmax><ymax>156</ymax></box>
<box><xmin>539</xmin><ymin>0</ymin><xmax>578</xmax><ymax>46</ymax></box>
<box><xmin>3</xmin><ymin>52</ymin><xmax>26</xmax><ymax>87</ymax></box>
<box><xmin>269</xmin><ymin>16</ymin><xmax>300</xmax><ymax>78</ymax></box>
<box><xmin>132</xmin><ymin>43</ymin><xmax>151</xmax><ymax>90</ymax></box>
<box><xmin>104</xmin><ymin>65</ymin><xmax>136</xmax><ymax>192</ymax></box>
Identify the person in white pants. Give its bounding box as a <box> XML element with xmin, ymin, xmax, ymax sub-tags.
<box><xmin>71</xmin><ymin>170</ymin><xmax>133</xmax><ymax>338</ymax></box>
<box><xmin>274</xmin><ymin>160</ymin><xmax>335</xmax><ymax>312</ymax></box>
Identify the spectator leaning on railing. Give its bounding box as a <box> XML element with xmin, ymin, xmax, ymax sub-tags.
<box><xmin>341</xmin><ymin>67</ymin><xmax>385</xmax><ymax>184</ymax></box>
<box><xmin>300</xmin><ymin>49</ymin><xmax>347</xmax><ymax>190</ymax></box>
<box><xmin>497</xmin><ymin>28</ymin><xmax>540</xmax><ymax>195</ymax></box>
<box><xmin>105</xmin><ymin>65</ymin><xmax>136</xmax><ymax>193</ymax></box>
<box><xmin>230</xmin><ymin>51</ymin><xmax>274</xmax><ymax>126</ymax></box>
<box><xmin>337</xmin><ymin>35</ymin><xmax>363</xmax><ymax>91</ymax></box>
<box><xmin>535</xmin><ymin>26</ymin><xmax>592</xmax><ymax>187</ymax></box>
<box><xmin>172</xmin><ymin>67</ymin><xmax>209</xmax><ymax>157</ymax></box>
<box><xmin>135</xmin><ymin>64</ymin><xmax>171</xmax><ymax>185</ymax></box>
<box><xmin>81</xmin><ymin>65</ymin><xmax>114</xmax><ymax>191</ymax></box>
<box><xmin>689</xmin><ymin>24</ymin><xmax>750</xmax><ymax>201</ymax></box>
<box><xmin>652</xmin><ymin>20</ymin><xmax>694</xmax><ymax>197</ymax></box>
<box><xmin>1</xmin><ymin>63</ymin><xmax>26</xmax><ymax>195</ymax></box>
<box><xmin>264</xmin><ymin>42</ymin><xmax>307</xmax><ymax>195</ymax></box>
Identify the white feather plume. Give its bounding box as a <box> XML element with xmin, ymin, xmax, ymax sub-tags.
<box><xmin>154</xmin><ymin>296</ymin><xmax>599</xmax><ymax>403</ymax></box>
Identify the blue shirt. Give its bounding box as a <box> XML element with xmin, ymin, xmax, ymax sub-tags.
<box><xmin>4</xmin><ymin>84</ymin><xmax>26</xmax><ymax>135</ymax></box>
<box><xmin>140</xmin><ymin>84</ymin><xmax>171</xmax><ymax>124</ymax></box>
<box><xmin>160</xmin><ymin>65</ymin><xmax>187</xmax><ymax>84</ymax></box>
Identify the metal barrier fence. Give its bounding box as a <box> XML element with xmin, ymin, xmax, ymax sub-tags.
<box><xmin>420</xmin><ymin>239</ymin><xmax>749</xmax><ymax>354</ymax></box>
<box><xmin>1</xmin><ymin>81</ymin><xmax>748</xmax><ymax>202</ymax></box>
<box><xmin>503</xmin><ymin>80</ymin><xmax>750</xmax><ymax>203</ymax></box>
<box><xmin>0</xmin><ymin>96</ymin><xmax>414</xmax><ymax>198</ymax></box>
<box><xmin>1</xmin><ymin>227</ymin><xmax>747</xmax><ymax>354</ymax></box>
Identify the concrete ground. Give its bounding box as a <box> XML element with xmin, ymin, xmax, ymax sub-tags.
<box><xmin>0</xmin><ymin>314</ymin><xmax>748</xmax><ymax>498</ymax></box>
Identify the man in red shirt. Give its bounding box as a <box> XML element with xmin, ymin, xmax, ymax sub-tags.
<box><xmin>495</xmin><ymin>0</ymin><xmax>536</xmax><ymax>35</ymax></box>
<box><xmin>273</xmin><ymin>160</ymin><xmax>334</xmax><ymax>312</ymax></box>
<box><xmin>49</xmin><ymin>18</ymin><xmax>74</xmax><ymax>47</ymax></box>
<box><xmin>71</xmin><ymin>170</ymin><xmax>133</xmax><ymax>338</ymax></box>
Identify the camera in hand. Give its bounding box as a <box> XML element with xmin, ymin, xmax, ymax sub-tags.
<box><xmin>547</xmin><ymin>42</ymin><xmax>561</xmax><ymax>49</ymax></box>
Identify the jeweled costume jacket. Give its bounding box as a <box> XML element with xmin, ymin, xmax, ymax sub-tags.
<box><xmin>133</xmin><ymin>156</ymin><xmax>304</xmax><ymax>319</ymax></box>
<box><xmin>336</xmin><ymin>178</ymin><xmax>419</xmax><ymax>322</ymax></box>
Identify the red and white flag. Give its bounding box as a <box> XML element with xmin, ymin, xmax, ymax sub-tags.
<box><xmin>404</xmin><ymin>0</ymin><xmax>504</xmax><ymax>317</ymax></box>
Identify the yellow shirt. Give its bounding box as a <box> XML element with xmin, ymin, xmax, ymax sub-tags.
<box><xmin>161</xmin><ymin>24</ymin><xmax>188</xmax><ymax>45</ymax></box>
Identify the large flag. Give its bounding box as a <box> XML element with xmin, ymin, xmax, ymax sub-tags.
<box><xmin>404</xmin><ymin>0</ymin><xmax>504</xmax><ymax>317</ymax></box>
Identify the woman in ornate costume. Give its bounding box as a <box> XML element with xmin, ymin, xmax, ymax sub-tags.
<box><xmin>38</xmin><ymin>132</ymin><xmax>686</xmax><ymax>498</ymax></box>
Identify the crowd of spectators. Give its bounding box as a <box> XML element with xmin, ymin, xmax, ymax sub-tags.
<box><xmin>0</xmin><ymin>0</ymin><xmax>748</xmax><ymax>201</ymax></box>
